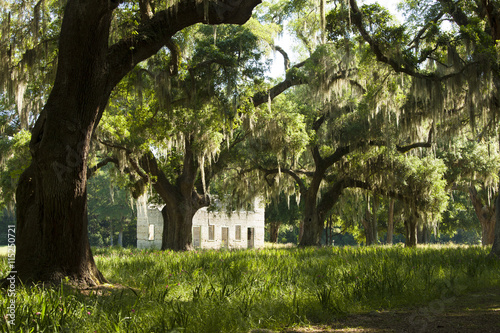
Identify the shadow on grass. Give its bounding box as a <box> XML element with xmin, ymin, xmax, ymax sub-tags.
<box><xmin>282</xmin><ymin>288</ymin><xmax>500</xmax><ymax>333</ymax></box>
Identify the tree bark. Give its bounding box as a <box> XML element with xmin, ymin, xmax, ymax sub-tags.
<box><xmin>489</xmin><ymin>193</ymin><xmax>500</xmax><ymax>257</ymax></box>
<box><xmin>11</xmin><ymin>0</ymin><xmax>260</xmax><ymax>286</ymax></box>
<box><xmin>361</xmin><ymin>196</ymin><xmax>381</xmax><ymax>246</ymax></box>
<box><xmin>418</xmin><ymin>224</ymin><xmax>431</xmax><ymax>244</ymax></box>
<box><xmin>469</xmin><ymin>186</ymin><xmax>496</xmax><ymax>245</ymax></box>
<box><xmin>298</xmin><ymin>151</ymin><xmax>349</xmax><ymax>247</ymax></box>
<box><xmin>299</xmin><ymin>176</ymin><xmax>368</xmax><ymax>246</ymax></box>
<box><xmin>300</xmin><ymin>192</ymin><xmax>324</xmax><ymax>246</ymax></box>
<box><xmin>298</xmin><ymin>220</ymin><xmax>304</xmax><ymax>244</ymax></box>
<box><xmin>371</xmin><ymin>196</ymin><xmax>379</xmax><ymax>244</ymax></box>
<box><xmin>298</xmin><ymin>151</ymin><xmax>327</xmax><ymax>247</ymax></box>
<box><xmin>325</xmin><ymin>215</ymin><xmax>334</xmax><ymax>246</ymax></box>
<box><xmin>117</xmin><ymin>228</ymin><xmax>123</xmax><ymax>247</ymax></box>
<box><xmin>161</xmin><ymin>203</ymin><xmax>196</xmax><ymax>251</ymax></box>
<box><xmin>387</xmin><ymin>198</ymin><xmax>395</xmax><ymax>244</ymax></box>
<box><xmin>13</xmin><ymin>0</ymin><xmax>116</xmax><ymax>286</ymax></box>
<box><xmin>268</xmin><ymin>221</ymin><xmax>281</xmax><ymax>243</ymax></box>
<box><xmin>404</xmin><ymin>214</ymin><xmax>418</xmax><ymax>247</ymax></box>
<box><xmin>362</xmin><ymin>209</ymin><xmax>375</xmax><ymax>245</ymax></box>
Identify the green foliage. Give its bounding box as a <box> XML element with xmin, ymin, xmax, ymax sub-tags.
<box><xmin>0</xmin><ymin>0</ymin><xmax>61</xmax><ymax>128</ymax></box>
<box><xmin>1</xmin><ymin>246</ymin><xmax>499</xmax><ymax>332</ymax></box>
<box><xmin>0</xmin><ymin>129</ymin><xmax>31</xmax><ymax>210</ymax></box>
<box><xmin>87</xmin><ymin>167</ymin><xmax>136</xmax><ymax>247</ymax></box>
<box><xmin>438</xmin><ymin>137</ymin><xmax>500</xmax><ymax>188</ymax></box>
<box><xmin>440</xmin><ymin>191</ymin><xmax>481</xmax><ymax>242</ymax></box>
<box><xmin>256</xmin><ymin>0</ymin><xmax>311</xmax><ymax>25</ymax></box>
<box><xmin>98</xmin><ymin>22</ymin><xmax>269</xmax><ymax>197</ymax></box>
<box><xmin>392</xmin><ymin>154</ymin><xmax>449</xmax><ymax>216</ymax></box>
<box><xmin>265</xmin><ymin>192</ymin><xmax>303</xmax><ymax>226</ymax></box>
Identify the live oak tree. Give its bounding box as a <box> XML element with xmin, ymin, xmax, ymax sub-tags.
<box><xmin>438</xmin><ymin>137</ymin><xmax>500</xmax><ymax>246</ymax></box>
<box><xmin>1</xmin><ymin>0</ymin><xmax>261</xmax><ymax>286</ymax></box>
<box><xmin>348</xmin><ymin>0</ymin><xmax>500</xmax><ymax>256</ymax></box>
<box><xmin>232</xmin><ymin>69</ymin><xmax>441</xmax><ymax>247</ymax></box>
<box><xmin>216</xmin><ymin>1</ymin><xmax>438</xmax><ymax>247</ymax></box>
<box><xmin>96</xmin><ymin>20</ymin><xmax>302</xmax><ymax>251</ymax></box>
<box><xmin>334</xmin><ymin>154</ymin><xmax>448</xmax><ymax>247</ymax></box>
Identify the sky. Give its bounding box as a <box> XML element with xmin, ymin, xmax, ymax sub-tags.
<box><xmin>269</xmin><ymin>0</ymin><xmax>403</xmax><ymax>78</ymax></box>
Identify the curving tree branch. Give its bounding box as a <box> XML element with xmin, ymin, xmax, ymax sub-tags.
<box><xmin>107</xmin><ymin>0</ymin><xmax>262</xmax><ymax>90</ymax></box>
<box><xmin>87</xmin><ymin>156</ymin><xmax>119</xmax><ymax>179</ymax></box>
<box><xmin>349</xmin><ymin>0</ymin><xmax>471</xmax><ymax>81</ymax></box>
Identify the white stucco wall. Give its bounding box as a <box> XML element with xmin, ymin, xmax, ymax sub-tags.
<box><xmin>136</xmin><ymin>195</ymin><xmax>265</xmax><ymax>250</ymax></box>
<box><xmin>136</xmin><ymin>195</ymin><xmax>163</xmax><ymax>249</ymax></box>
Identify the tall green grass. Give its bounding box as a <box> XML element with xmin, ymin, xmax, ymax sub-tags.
<box><xmin>1</xmin><ymin>245</ymin><xmax>499</xmax><ymax>332</ymax></box>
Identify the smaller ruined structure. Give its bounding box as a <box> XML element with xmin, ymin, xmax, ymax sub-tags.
<box><xmin>136</xmin><ymin>195</ymin><xmax>265</xmax><ymax>249</ymax></box>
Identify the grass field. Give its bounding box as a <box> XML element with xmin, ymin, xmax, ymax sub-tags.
<box><xmin>0</xmin><ymin>245</ymin><xmax>499</xmax><ymax>332</ymax></box>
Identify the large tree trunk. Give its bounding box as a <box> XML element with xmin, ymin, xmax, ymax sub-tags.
<box><xmin>362</xmin><ymin>210</ymin><xmax>375</xmax><ymax>246</ymax></box>
<box><xmin>159</xmin><ymin>191</ymin><xmax>209</xmax><ymax>251</ymax></box>
<box><xmin>418</xmin><ymin>224</ymin><xmax>431</xmax><ymax>244</ymax></box>
<box><xmin>490</xmin><ymin>193</ymin><xmax>500</xmax><ymax>257</ymax></box>
<box><xmin>469</xmin><ymin>186</ymin><xmax>496</xmax><ymax>246</ymax></box>
<box><xmin>299</xmin><ymin>193</ymin><xmax>324</xmax><ymax>246</ymax></box>
<box><xmin>13</xmin><ymin>0</ymin><xmax>115</xmax><ymax>286</ymax></box>
<box><xmin>268</xmin><ymin>221</ymin><xmax>281</xmax><ymax>243</ymax></box>
<box><xmin>117</xmin><ymin>228</ymin><xmax>123</xmax><ymax>247</ymax></box>
<box><xmin>325</xmin><ymin>215</ymin><xmax>334</xmax><ymax>246</ymax></box>
<box><xmin>300</xmin><ymin>208</ymin><xmax>322</xmax><ymax>246</ymax></box>
<box><xmin>11</xmin><ymin>0</ymin><xmax>260</xmax><ymax>286</ymax></box>
<box><xmin>371</xmin><ymin>196</ymin><xmax>379</xmax><ymax>244</ymax></box>
<box><xmin>404</xmin><ymin>214</ymin><xmax>418</xmax><ymax>247</ymax></box>
<box><xmin>298</xmin><ymin>220</ymin><xmax>304</xmax><ymax>243</ymax></box>
<box><xmin>298</xmin><ymin>168</ymin><xmax>351</xmax><ymax>247</ymax></box>
<box><xmin>362</xmin><ymin>198</ymin><xmax>380</xmax><ymax>246</ymax></box>
<box><xmin>387</xmin><ymin>198</ymin><xmax>395</xmax><ymax>245</ymax></box>
<box><xmin>161</xmin><ymin>204</ymin><xmax>196</xmax><ymax>251</ymax></box>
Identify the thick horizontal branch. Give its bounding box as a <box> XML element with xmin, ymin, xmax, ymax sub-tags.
<box><xmin>365</xmin><ymin>127</ymin><xmax>433</xmax><ymax>153</ymax></box>
<box><xmin>396</xmin><ymin>127</ymin><xmax>433</xmax><ymax>153</ymax></box>
<box><xmin>138</xmin><ymin>151</ymin><xmax>179</xmax><ymax>203</ymax></box>
<box><xmin>107</xmin><ymin>0</ymin><xmax>261</xmax><ymax>89</ymax></box>
<box><xmin>323</xmin><ymin>145</ymin><xmax>352</xmax><ymax>168</ymax></box>
<box><xmin>87</xmin><ymin>156</ymin><xmax>119</xmax><ymax>179</ymax></box>
<box><xmin>98</xmin><ymin>140</ymin><xmax>131</xmax><ymax>153</ymax></box>
<box><xmin>259</xmin><ymin>166</ymin><xmax>308</xmax><ymax>195</ymax></box>
<box><xmin>252</xmin><ymin>61</ymin><xmax>306</xmax><ymax>107</ymax></box>
<box><xmin>317</xmin><ymin>178</ymin><xmax>371</xmax><ymax>215</ymax></box>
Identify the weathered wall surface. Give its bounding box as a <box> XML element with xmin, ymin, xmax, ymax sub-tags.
<box><xmin>137</xmin><ymin>195</ymin><xmax>265</xmax><ymax>249</ymax></box>
<box><xmin>136</xmin><ymin>195</ymin><xmax>163</xmax><ymax>249</ymax></box>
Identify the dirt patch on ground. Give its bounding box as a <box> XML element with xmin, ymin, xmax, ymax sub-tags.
<box><xmin>281</xmin><ymin>287</ymin><xmax>500</xmax><ymax>333</ymax></box>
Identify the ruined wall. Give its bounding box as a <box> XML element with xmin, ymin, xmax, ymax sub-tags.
<box><xmin>136</xmin><ymin>195</ymin><xmax>265</xmax><ymax>249</ymax></box>
<box><xmin>136</xmin><ymin>195</ymin><xmax>163</xmax><ymax>249</ymax></box>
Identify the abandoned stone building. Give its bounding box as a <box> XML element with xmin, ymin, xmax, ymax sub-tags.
<box><xmin>136</xmin><ymin>195</ymin><xmax>265</xmax><ymax>249</ymax></box>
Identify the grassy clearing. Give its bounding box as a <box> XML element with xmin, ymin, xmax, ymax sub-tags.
<box><xmin>1</xmin><ymin>244</ymin><xmax>499</xmax><ymax>332</ymax></box>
